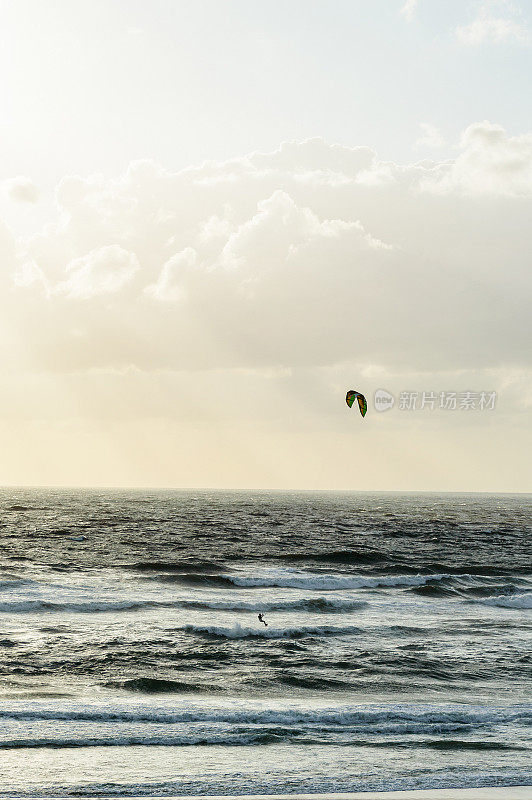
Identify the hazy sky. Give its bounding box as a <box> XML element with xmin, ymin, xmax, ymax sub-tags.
<box><xmin>0</xmin><ymin>0</ymin><xmax>531</xmax><ymax>490</ymax></box>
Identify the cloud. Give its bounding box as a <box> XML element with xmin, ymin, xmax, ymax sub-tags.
<box><xmin>145</xmin><ymin>246</ymin><xmax>197</xmax><ymax>302</ymax></box>
<box><xmin>0</xmin><ymin>128</ymin><xmax>528</xmax><ymax>382</ymax></box>
<box><xmin>423</xmin><ymin>121</ymin><xmax>532</xmax><ymax>195</ymax></box>
<box><xmin>1</xmin><ymin>130</ymin><xmax>530</xmax><ymax>488</ymax></box>
<box><xmin>456</xmin><ymin>1</ymin><xmax>529</xmax><ymax>45</ymax></box>
<box><xmin>401</xmin><ymin>0</ymin><xmax>419</xmax><ymax>21</ymax></box>
<box><xmin>56</xmin><ymin>245</ymin><xmax>140</xmax><ymax>299</ymax></box>
<box><xmin>4</xmin><ymin>176</ymin><xmax>39</xmax><ymax>204</ymax></box>
<box><xmin>415</xmin><ymin>123</ymin><xmax>445</xmax><ymax>150</ymax></box>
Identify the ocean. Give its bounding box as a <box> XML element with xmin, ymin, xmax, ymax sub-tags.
<box><xmin>0</xmin><ymin>489</ymin><xmax>530</xmax><ymax>796</ymax></box>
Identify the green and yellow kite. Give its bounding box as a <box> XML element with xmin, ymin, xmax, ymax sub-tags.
<box><xmin>346</xmin><ymin>390</ymin><xmax>367</xmax><ymax>417</ymax></box>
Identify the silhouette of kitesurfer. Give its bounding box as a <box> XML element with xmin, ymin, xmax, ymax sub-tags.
<box><xmin>258</xmin><ymin>613</ymin><xmax>267</xmax><ymax>627</ymax></box>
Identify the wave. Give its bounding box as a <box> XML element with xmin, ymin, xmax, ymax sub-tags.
<box><xmin>475</xmin><ymin>593</ymin><xmax>532</xmax><ymax>610</ymax></box>
<box><xmin>180</xmin><ymin>597</ymin><xmax>369</xmax><ymax>613</ymax></box>
<box><xmin>0</xmin><ymin>599</ymin><xmax>189</xmax><ymax>614</ymax></box>
<box><xmin>0</xmin><ymin>732</ymin><xmax>298</xmax><ymax>749</ymax></box>
<box><xmin>410</xmin><ymin>579</ymin><xmax>532</xmax><ymax>602</ymax></box>
<box><xmin>460</xmin><ymin>583</ymin><xmax>521</xmax><ymax>598</ymax></box>
<box><xmin>0</xmin><ymin>595</ymin><xmax>369</xmax><ymax>615</ymax></box>
<box><xmin>277</xmin><ymin>673</ymin><xmax>355</xmax><ymax>690</ymax></box>
<box><xmin>0</xmin><ymin>703</ymin><xmax>528</xmax><ymax>730</ymax></box>
<box><xmin>0</xmin><ymin>578</ymin><xmax>29</xmax><ymax>590</ymax></box>
<box><xmin>161</xmin><ymin>573</ymin><xmax>236</xmax><ymax>587</ymax></box>
<box><xmin>409</xmin><ymin>584</ymin><xmax>458</xmax><ymax>598</ymax></box>
<box><xmin>141</xmin><ymin>568</ymin><xmax>452</xmax><ymax>591</ymax></box>
<box><xmin>8</xmin><ymin>733</ymin><xmax>524</xmax><ymax>750</ymax></box>
<box><xmin>103</xmin><ymin>678</ymin><xmax>222</xmax><ymax>694</ymax></box>
<box><xmin>127</xmin><ymin>560</ymin><xmax>227</xmax><ymax>573</ymax></box>
<box><xmin>2</xmin><ymin>774</ymin><xmax>530</xmax><ymax>797</ymax></box>
<box><xmin>131</xmin><ymin>566</ymin><xmax>532</xmax><ymax>595</ymax></box>
<box><xmin>426</xmin><ymin>562</ymin><xmax>532</xmax><ymax>577</ymax></box>
<box><xmin>417</xmin><ymin>739</ymin><xmax>527</xmax><ymax>752</ymax></box>
<box><xmin>183</xmin><ymin>623</ymin><xmax>363</xmax><ymax>639</ymax></box>
<box><xmin>227</xmin><ymin>572</ymin><xmax>449</xmax><ymax>591</ymax></box>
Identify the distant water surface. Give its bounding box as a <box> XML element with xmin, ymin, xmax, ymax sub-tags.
<box><xmin>0</xmin><ymin>489</ymin><xmax>530</xmax><ymax>796</ymax></box>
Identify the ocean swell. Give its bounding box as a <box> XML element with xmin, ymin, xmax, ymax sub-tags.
<box><xmin>180</xmin><ymin>596</ymin><xmax>369</xmax><ymax>613</ymax></box>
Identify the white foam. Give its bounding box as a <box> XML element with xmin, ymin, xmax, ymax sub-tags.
<box><xmin>478</xmin><ymin>593</ymin><xmax>532</xmax><ymax>610</ymax></box>
<box><xmin>183</xmin><ymin>622</ymin><xmax>363</xmax><ymax>639</ymax></box>
<box><xmin>228</xmin><ymin>572</ymin><xmax>448</xmax><ymax>591</ymax></box>
<box><xmin>0</xmin><ymin>701</ymin><xmax>528</xmax><ymax>729</ymax></box>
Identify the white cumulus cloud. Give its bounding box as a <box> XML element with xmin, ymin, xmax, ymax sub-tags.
<box><xmin>0</xmin><ymin>129</ymin><xmax>530</xmax><ymax>489</ymax></box>
<box><xmin>424</xmin><ymin>121</ymin><xmax>532</xmax><ymax>195</ymax></box>
<box><xmin>0</xmin><ymin>127</ymin><xmax>528</xmax><ymax>380</ymax></box>
<box><xmin>56</xmin><ymin>245</ymin><xmax>140</xmax><ymax>299</ymax></box>
<box><xmin>456</xmin><ymin>1</ymin><xmax>529</xmax><ymax>45</ymax></box>
<box><xmin>145</xmin><ymin>247</ymin><xmax>197</xmax><ymax>302</ymax></box>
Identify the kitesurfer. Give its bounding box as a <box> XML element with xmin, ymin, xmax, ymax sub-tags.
<box><xmin>258</xmin><ymin>613</ymin><xmax>267</xmax><ymax>627</ymax></box>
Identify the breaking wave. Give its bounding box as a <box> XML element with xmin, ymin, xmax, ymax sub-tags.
<box><xmin>183</xmin><ymin>623</ymin><xmax>363</xmax><ymax>639</ymax></box>
<box><xmin>227</xmin><ymin>573</ymin><xmax>449</xmax><ymax>591</ymax></box>
<box><xmin>0</xmin><ymin>703</ymin><xmax>528</xmax><ymax>729</ymax></box>
<box><xmin>475</xmin><ymin>593</ymin><xmax>532</xmax><ymax>610</ymax></box>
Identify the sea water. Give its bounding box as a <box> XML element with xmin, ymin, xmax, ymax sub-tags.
<box><xmin>0</xmin><ymin>489</ymin><xmax>530</xmax><ymax>796</ymax></box>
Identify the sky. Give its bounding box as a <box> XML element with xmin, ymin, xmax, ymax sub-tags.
<box><xmin>0</xmin><ymin>0</ymin><xmax>531</xmax><ymax>491</ymax></box>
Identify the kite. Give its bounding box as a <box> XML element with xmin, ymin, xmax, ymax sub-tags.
<box><xmin>346</xmin><ymin>390</ymin><xmax>367</xmax><ymax>418</ymax></box>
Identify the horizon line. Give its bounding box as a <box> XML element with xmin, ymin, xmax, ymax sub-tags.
<box><xmin>0</xmin><ymin>484</ymin><xmax>530</xmax><ymax>496</ymax></box>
